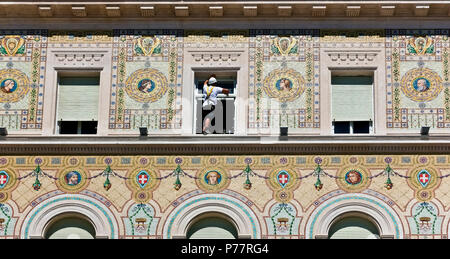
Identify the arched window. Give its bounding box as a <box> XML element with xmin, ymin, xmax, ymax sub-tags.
<box><xmin>186</xmin><ymin>213</ymin><xmax>238</xmax><ymax>239</ymax></box>
<box><xmin>44</xmin><ymin>213</ymin><xmax>96</xmax><ymax>239</ymax></box>
<box><xmin>328</xmin><ymin>213</ymin><xmax>380</xmax><ymax>239</ymax></box>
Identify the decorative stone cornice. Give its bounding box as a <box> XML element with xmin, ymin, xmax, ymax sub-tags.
<box><xmin>0</xmin><ymin>136</ymin><xmax>449</xmax><ymax>155</ymax></box>
<box><xmin>3</xmin><ymin>1</ymin><xmax>448</xmax><ymax>20</ymax></box>
<box><xmin>325</xmin><ymin>50</ymin><xmax>380</xmax><ymax>66</ymax></box>
<box><xmin>53</xmin><ymin>51</ymin><xmax>107</xmax><ymax>68</ymax></box>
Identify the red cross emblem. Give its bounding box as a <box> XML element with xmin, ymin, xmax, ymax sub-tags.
<box><xmin>137</xmin><ymin>171</ymin><xmax>150</xmax><ymax>188</ymax></box>
<box><xmin>277</xmin><ymin>170</ymin><xmax>290</xmax><ymax>188</ymax></box>
<box><xmin>0</xmin><ymin>171</ymin><xmax>9</xmax><ymax>188</ymax></box>
<box><xmin>418</xmin><ymin>170</ymin><xmax>431</xmax><ymax>188</ymax></box>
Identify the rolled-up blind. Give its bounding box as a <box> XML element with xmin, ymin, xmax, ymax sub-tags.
<box><xmin>57</xmin><ymin>77</ymin><xmax>99</xmax><ymax>121</ymax></box>
<box><xmin>332</xmin><ymin>76</ymin><xmax>373</xmax><ymax>121</ymax></box>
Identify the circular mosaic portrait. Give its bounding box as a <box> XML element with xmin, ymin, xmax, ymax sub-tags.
<box><xmin>56</xmin><ymin>169</ymin><xmax>88</xmax><ymax>193</ymax></box>
<box><xmin>65</xmin><ymin>170</ymin><xmax>82</xmax><ymax>186</ymax></box>
<box><xmin>196</xmin><ymin>168</ymin><xmax>229</xmax><ymax>193</ymax></box>
<box><xmin>400</xmin><ymin>68</ymin><xmax>443</xmax><ymax>102</ymax></box>
<box><xmin>336</xmin><ymin>168</ymin><xmax>370</xmax><ymax>192</ymax></box>
<box><xmin>263</xmin><ymin>68</ymin><xmax>305</xmax><ymax>102</ymax></box>
<box><xmin>0</xmin><ymin>69</ymin><xmax>30</xmax><ymax>103</ymax></box>
<box><xmin>125</xmin><ymin>68</ymin><xmax>168</xmax><ymax>103</ymax></box>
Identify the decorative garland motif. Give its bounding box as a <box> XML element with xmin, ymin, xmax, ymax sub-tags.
<box><xmin>128</xmin><ymin>203</ymin><xmax>154</xmax><ymax>236</ymax></box>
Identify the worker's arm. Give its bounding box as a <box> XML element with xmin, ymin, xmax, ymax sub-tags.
<box><xmin>222</xmin><ymin>88</ymin><xmax>230</xmax><ymax>95</ymax></box>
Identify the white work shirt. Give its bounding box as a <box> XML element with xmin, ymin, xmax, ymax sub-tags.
<box><xmin>203</xmin><ymin>84</ymin><xmax>223</xmax><ymax>107</ymax></box>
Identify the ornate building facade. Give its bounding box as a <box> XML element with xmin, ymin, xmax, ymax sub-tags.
<box><xmin>0</xmin><ymin>0</ymin><xmax>449</xmax><ymax>239</ymax></box>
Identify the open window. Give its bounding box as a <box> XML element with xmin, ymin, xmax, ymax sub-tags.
<box><xmin>56</xmin><ymin>71</ymin><xmax>100</xmax><ymax>135</ymax></box>
<box><xmin>331</xmin><ymin>71</ymin><xmax>374</xmax><ymax>134</ymax></box>
<box><xmin>194</xmin><ymin>71</ymin><xmax>237</xmax><ymax>134</ymax></box>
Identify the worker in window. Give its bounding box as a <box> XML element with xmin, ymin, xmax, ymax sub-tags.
<box><xmin>202</xmin><ymin>74</ymin><xmax>229</xmax><ymax>135</ymax></box>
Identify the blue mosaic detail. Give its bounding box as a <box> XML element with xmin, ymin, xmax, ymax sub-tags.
<box><xmin>156</xmin><ymin>157</ymin><xmax>166</xmax><ymax>164</ymax></box>
<box><xmin>167</xmin><ymin>196</ymin><xmax>258</xmax><ymax>239</ymax></box>
<box><xmin>86</xmin><ymin>158</ymin><xmax>96</xmax><ymax>164</ymax></box>
<box><xmin>296</xmin><ymin>157</ymin><xmax>306</xmax><ymax>164</ymax></box>
<box><xmin>51</xmin><ymin>158</ymin><xmax>61</xmax><ymax>165</ymax></box>
<box><xmin>121</xmin><ymin>157</ymin><xmax>131</xmax><ymax>164</ymax></box>
<box><xmin>15</xmin><ymin>158</ymin><xmax>25</xmax><ymax>164</ymax></box>
<box><xmin>366</xmin><ymin>157</ymin><xmax>377</xmax><ymax>164</ymax></box>
<box><xmin>331</xmin><ymin>157</ymin><xmax>341</xmax><ymax>164</ymax></box>
<box><xmin>309</xmin><ymin>196</ymin><xmax>400</xmax><ymax>239</ymax></box>
<box><xmin>226</xmin><ymin>157</ymin><xmax>236</xmax><ymax>164</ymax></box>
<box><xmin>24</xmin><ymin>196</ymin><xmax>115</xmax><ymax>239</ymax></box>
<box><xmin>261</xmin><ymin>157</ymin><xmax>271</xmax><ymax>164</ymax></box>
<box><xmin>436</xmin><ymin>156</ymin><xmax>446</xmax><ymax>163</ymax></box>
<box><xmin>402</xmin><ymin>156</ymin><xmax>411</xmax><ymax>163</ymax></box>
<box><xmin>191</xmin><ymin>158</ymin><xmax>201</xmax><ymax>164</ymax></box>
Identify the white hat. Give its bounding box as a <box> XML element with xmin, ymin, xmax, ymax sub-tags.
<box><xmin>208</xmin><ymin>77</ymin><xmax>217</xmax><ymax>85</ymax></box>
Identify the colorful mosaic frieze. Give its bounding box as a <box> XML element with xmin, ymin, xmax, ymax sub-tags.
<box><xmin>0</xmin><ymin>154</ymin><xmax>449</xmax><ymax>238</ymax></box>
<box><xmin>320</xmin><ymin>29</ymin><xmax>385</xmax><ymax>43</ymax></box>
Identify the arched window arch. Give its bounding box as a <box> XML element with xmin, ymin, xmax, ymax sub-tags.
<box><xmin>186</xmin><ymin>212</ymin><xmax>238</xmax><ymax>239</ymax></box>
<box><xmin>328</xmin><ymin>212</ymin><xmax>380</xmax><ymax>239</ymax></box>
<box><xmin>44</xmin><ymin>213</ymin><xmax>96</xmax><ymax>239</ymax></box>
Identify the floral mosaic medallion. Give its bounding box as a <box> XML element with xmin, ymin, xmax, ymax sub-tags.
<box><xmin>134</xmin><ymin>36</ymin><xmax>162</xmax><ymax>56</ymax></box>
<box><xmin>271</xmin><ymin>37</ymin><xmax>298</xmax><ymax>56</ymax></box>
<box><xmin>125</xmin><ymin>68</ymin><xmax>168</xmax><ymax>103</ymax></box>
<box><xmin>400</xmin><ymin>68</ymin><xmax>443</xmax><ymax>102</ymax></box>
<box><xmin>127</xmin><ymin>168</ymin><xmax>158</xmax><ymax>192</ymax></box>
<box><xmin>268</xmin><ymin>168</ymin><xmax>299</xmax><ymax>191</ymax></box>
<box><xmin>0</xmin><ymin>191</ymin><xmax>8</xmax><ymax>203</ymax></box>
<box><xmin>263</xmin><ymin>68</ymin><xmax>305</xmax><ymax>102</ymax></box>
<box><xmin>407</xmin><ymin>36</ymin><xmax>434</xmax><ymax>55</ymax></box>
<box><xmin>196</xmin><ymin>167</ymin><xmax>229</xmax><ymax>193</ymax></box>
<box><xmin>0</xmin><ymin>69</ymin><xmax>30</xmax><ymax>103</ymax></box>
<box><xmin>336</xmin><ymin>168</ymin><xmax>370</xmax><ymax>192</ymax></box>
<box><xmin>134</xmin><ymin>191</ymin><xmax>152</xmax><ymax>203</ymax></box>
<box><xmin>274</xmin><ymin>189</ymin><xmax>294</xmax><ymax>204</ymax></box>
<box><xmin>56</xmin><ymin>168</ymin><xmax>88</xmax><ymax>193</ymax></box>
<box><xmin>0</xmin><ymin>36</ymin><xmax>26</xmax><ymax>56</ymax></box>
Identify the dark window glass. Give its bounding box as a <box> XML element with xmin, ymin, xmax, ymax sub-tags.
<box><xmin>81</xmin><ymin>121</ymin><xmax>98</xmax><ymax>134</ymax></box>
<box><xmin>334</xmin><ymin>121</ymin><xmax>350</xmax><ymax>134</ymax></box>
<box><xmin>353</xmin><ymin>121</ymin><xmax>370</xmax><ymax>134</ymax></box>
<box><xmin>59</xmin><ymin>121</ymin><xmax>78</xmax><ymax>134</ymax></box>
<box><xmin>59</xmin><ymin>121</ymin><xmax>97</xmax><ymax>134</ymax></box>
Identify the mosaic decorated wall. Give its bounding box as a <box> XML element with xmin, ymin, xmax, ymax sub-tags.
<box><xmin>0</xmin><ymin>29</ymin><xmax>449</xmax><ymax>133</ymax></box>
<box><xmin>0</xmin><ymin>30</ymin><xmax>46</xmax><ymax>130</ymax></box>
<box><xmin>248</xmin><ymin>30</ymin><xmax>320</xmax><ymax>130</ymax></box>
<box><xmin>385</xmin><ymin>29</ymin><xmax>450</xmax><ymax>129</ymax></box>
<box><xmin>0</xmin><ymin>154</ymin><xmax>450</xmax><ymax>239</ymax></box>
